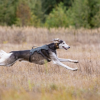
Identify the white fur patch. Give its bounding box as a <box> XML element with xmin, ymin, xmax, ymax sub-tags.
<box><xmin>0</xmin><ymin>50</ymin><xmax>12</xmax><ymax>63</ymax></box>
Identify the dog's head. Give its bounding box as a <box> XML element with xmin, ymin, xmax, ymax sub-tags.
<box><xmin>53</xmin><ymin>38</ymin><xmax>70</xmax><ymax>50</ymax></box>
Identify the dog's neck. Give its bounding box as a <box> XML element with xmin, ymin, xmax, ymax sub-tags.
<box><xmin>48</xmin><ymin>40</ymin><xmax>63</xmax><ymax>50</ymax></box>
<box><xmin>48</xmin><ymin>43</ymin><xmax>59</xmax><ymax>50</ymax></box>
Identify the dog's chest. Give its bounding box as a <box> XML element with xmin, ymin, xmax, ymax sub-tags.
<box><xmin>49</xmin><ymin>51</ymin><xmax>58</xmax><ymax>61</ymax></box>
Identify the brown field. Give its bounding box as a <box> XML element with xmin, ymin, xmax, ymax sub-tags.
<box><xmin>0</xmin><ymin>26</ymin><xmax>100</xmax><ymax>100</ymax></box>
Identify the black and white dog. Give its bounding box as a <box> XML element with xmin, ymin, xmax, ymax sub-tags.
<box><xmin>0</xmin><ymin>38</ymin><xmax>78</xmax><ymax>71</ymax></box>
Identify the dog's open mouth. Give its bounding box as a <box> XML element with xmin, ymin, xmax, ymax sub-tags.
<box><xmin>62</xmin><ymin>46</ymin><xmax>67</xmax><ymax>50</ymax></box>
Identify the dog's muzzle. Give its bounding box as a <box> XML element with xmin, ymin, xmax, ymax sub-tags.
<box><xmin>62</xmin><ymin>46</ymin><xmax>70</xmax><ymax>50</ymax></box>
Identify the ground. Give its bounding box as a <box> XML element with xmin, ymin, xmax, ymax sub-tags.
<box><xmin>0</xmin><ymin>27</ymin><xmax>100</xmax><ymax>100</ymax></box>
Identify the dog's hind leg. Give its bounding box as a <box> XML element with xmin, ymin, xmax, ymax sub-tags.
<box><xmin>0</xmin><ymin>50</ymin><xmax>16</xmax><ymax>66</ymax></box>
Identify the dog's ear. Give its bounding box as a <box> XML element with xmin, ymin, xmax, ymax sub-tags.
<box><xmin>53</xmin><ymin>38</ymin><xmax>60</xmax><ymax>43</ymax></box>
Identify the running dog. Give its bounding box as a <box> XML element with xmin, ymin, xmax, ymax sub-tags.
<box><xmin>0</xmin><ymin>38</ymin><xmax>78</xmax><ymax>71</ymax></box>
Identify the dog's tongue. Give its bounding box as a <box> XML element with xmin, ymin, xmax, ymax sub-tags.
<box><xmin>63</xmin><ymin>46</ymin><xmax>67</xmax><ymax>50</ymax></box>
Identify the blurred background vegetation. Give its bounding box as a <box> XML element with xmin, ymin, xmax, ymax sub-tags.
<box><xmin>0</xmin><ymin>0</ymin><xmax>100</xmax><ymax>28</ymax></box>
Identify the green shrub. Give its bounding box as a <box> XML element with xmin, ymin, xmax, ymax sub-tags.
<box><xmin>91</xmin><ymin>10</ymin><xmax>100</xmax><ymax>28</ymax></box>
<box><xmin>90</xmin><ymin>0</ymin><xmax>100</xmax><ymax>28</ymax></box>
<box><xmin>0</xmin><ymin>0</ymin><xmax>17</xmax><ymax>26</ymax></box>
<box><xmin>67</xmin><ymin>0</ymin><xmax>100</xmax><ymax>28</ymax></box>
<box><xmin>45</xmin><ymin>2</ymin><xmax>68</xmax><ymax>28</ymax></box>
<box><xmin>67</xmin><ymin>0</ymin><xmax>90</xmax><ymax>28</ymax></box>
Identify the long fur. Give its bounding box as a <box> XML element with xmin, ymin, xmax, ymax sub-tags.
<box><xmin>0</xmin><ymin>50</ymin><xmax>12</xmax><ymax>66</ymax></box>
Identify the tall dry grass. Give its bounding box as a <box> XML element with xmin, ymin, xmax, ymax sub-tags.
<box><xmin>0</xmin><ymin>26</ymin><xmax>100</xmax><ymax>100</ymax></box>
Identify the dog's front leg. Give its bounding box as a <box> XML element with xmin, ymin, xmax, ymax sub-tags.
<box><xmin>58</xmin><ymin>58</ymin><xmax>79</xmax><ymax>63</ymax></box>
<box><xmin>53</xmin><ymin>60</ymin><xmax>78</xmax><ymax>71</ymax></box>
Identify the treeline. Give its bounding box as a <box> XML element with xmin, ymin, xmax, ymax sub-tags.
<box><xmin>0</xmin><ymin>0</ymin><xmax>100</xmax><ymax>28</ymax></box>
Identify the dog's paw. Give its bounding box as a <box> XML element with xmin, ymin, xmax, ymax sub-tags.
<box><xmin>72</xmin><ymin>68</ymin><xmax>78</xmax><ymax>71</ymax></box>
<box><xmin>74</xmin><ymin>60</ymin><xmax>79</xmax><ymax>63</ymax></box>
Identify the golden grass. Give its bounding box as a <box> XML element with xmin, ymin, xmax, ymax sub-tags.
<box><xmin>0</xmin><ymin>26</ymin><xmax>100</xmax><ymax>100</ymax></box>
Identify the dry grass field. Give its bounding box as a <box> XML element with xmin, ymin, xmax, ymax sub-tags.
<box><xmin>0</xmin><ymin>26</ymin><xmax>100</xmax><ymax>100</ymax></box>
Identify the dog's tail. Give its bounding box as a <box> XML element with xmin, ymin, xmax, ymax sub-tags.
<box><xmin>0</xmin><ymin>50</ymin><xmax>12</xmax><ymax>66</ymax></box>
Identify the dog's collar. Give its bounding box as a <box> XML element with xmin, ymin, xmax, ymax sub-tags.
<box><xmin>54</xmin><ymin>40</ymin><xmax>63</xmax><ymax>49</ymax></box>
<box><xmin>54</xmin><ymin>43</ymin><xmax>59</xmax><ymax>49</ymax></box>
